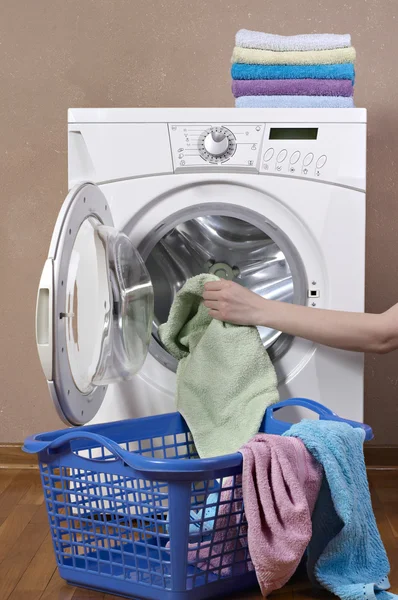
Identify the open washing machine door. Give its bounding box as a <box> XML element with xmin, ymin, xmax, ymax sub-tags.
<box><xmin>35</xmin><ymin>182</ymin><xmax>154</xmax><ymax>425</ymax></box>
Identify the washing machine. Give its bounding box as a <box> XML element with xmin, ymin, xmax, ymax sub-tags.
<box><xmin>35</xmin><ymin>108</ymin><xmax>366</xmax><ymax>429</ymax></box>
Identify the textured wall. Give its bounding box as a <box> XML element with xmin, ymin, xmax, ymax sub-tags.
<box><xmin>1</xmin><ymin>0</ymin><xmax>398</xmax><ymax>443</ymax></box>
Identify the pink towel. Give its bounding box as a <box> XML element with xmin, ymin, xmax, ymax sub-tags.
<box><xmin>240</xmin><ymin>434</ymin><xmax>322</xmax><ymax>596</ymax></box>
<box><xmin>185</xmin><ymin>434</ymin><xmax>322</xmax><ymax>596</ymax></box>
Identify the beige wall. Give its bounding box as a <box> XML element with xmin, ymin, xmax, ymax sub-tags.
<box><xmin>1</xmin><ymin>0</ymin><xmax>398</xmax><ymax>443</ymax></box>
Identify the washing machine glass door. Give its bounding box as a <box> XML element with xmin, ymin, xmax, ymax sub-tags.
<box><xmin>36</xmin><ymin>182</ymin><xmax>154</xmax><ymax>425</ymax></box>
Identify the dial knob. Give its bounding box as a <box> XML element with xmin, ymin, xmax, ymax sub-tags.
<box><xmin>204</xmin><ymin>130</ymin><xmax>229</xmax><ymax>157</ymax></box>
<box><xmin>198</xmin><ymin>126</ymin><xmax>236</xmax><ymax>164</ymax></box>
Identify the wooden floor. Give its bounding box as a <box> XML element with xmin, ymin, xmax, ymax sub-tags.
<box><xmin>0</xmin><ymin>469</ymin><xmax>397</xmax><ymax>600</ymax></box>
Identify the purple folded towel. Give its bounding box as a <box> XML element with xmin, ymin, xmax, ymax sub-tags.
<box><xmin>232</xmin><ymin>79</ymin><xmax>353</xmax><ymax>98</ymax></box>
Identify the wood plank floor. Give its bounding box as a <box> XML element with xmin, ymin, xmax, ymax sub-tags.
<box><xmin>0</xmin><ymin>469</ymin><xmax>396</xmax><ymax>600</ymax></box>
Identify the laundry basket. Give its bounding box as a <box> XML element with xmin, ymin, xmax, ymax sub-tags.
<box><xmin>23</xmin><ymin>398</ymin><xmax>372</xmax><ymax>600</ymax></box>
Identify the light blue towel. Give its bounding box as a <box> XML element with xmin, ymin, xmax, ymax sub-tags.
<box><xmin>166</xmin><ymin>484</ymin><xmax>221</xmax><ymax>536</ymax></box>
<box><xmin>284</xmin><ymin>421</ymin><xmax>396</xmax><ymax>600</ymax></box>
<box><xmin>236</xmin><ymin>30</ymin><xmax>352</xmax><ymax>52</ymax></box>
<box><xmin>231</xmin><ymin>63</ymin><xmax>355</xmax><ymax>82</ymax></box>
<box><xmin>187</xmin><ymin>491</ymin><xmax>220</xmax><ymax>534</ymax></box>
<box><xmin>236</xmin><ymin>95</ymin><xmax>354</xmax><ymax>108</ymax></box>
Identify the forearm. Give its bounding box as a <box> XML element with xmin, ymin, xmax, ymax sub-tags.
<box><xmin>203</xmin><ymin>279</ymin><xmax>398</xmax><ymax>354</ymax></box>
<box><xmin>260</xmin><ymin>301</ymin><xmax>393</xmax><ymax>353</ymax></box>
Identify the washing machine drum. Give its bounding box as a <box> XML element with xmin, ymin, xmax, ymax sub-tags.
<box><xmin>36</xmin><ymin>183</ymin><xmax>300</xmax><ymax>426</ymax></box>
<box><xmin>145</xmin><ymin>214</ymin><xmax>293</xmax><ymax>351</ymax></box>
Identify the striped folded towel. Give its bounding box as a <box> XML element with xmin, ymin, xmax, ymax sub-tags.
<box><xmin>231</xmin><ymin>63</ymin><xmax>355</xmax><ymax>82</ymax></box>
<box><xmin>232</xmin><ymin>46</ymin><xmax>356</xmax><ymax>66</ymax></box>
<box><xmin>235</xmin><ymin>95</ymin><xmax>355</xmax><ymax>108</ymax></box>
<box><xmin>236</xmin><ymin>30</ymin><xmax>352</xmax><ymax>52</ymax></box>
<box><xmin>232</xmin><ymin>79</ymin><xmax>354</xmax><ymax>98</ymax></box>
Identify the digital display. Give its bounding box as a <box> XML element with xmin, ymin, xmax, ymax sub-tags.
<box><xmin>269</xmin><ymin>128</ymin><xmax>318</xmax><ymax>140</ymax></box>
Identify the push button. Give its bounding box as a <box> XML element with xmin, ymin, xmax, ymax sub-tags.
<box><xmin>263</xmin><ymin>148</ymin><xmax>274</xmax><ymax>162</ymax></box>
<box><xmin>290</xmin><ymin>151</ymin><xmax>301</xmax><ymax>164</ymax></box>
<box><xmin>303</xmin><ymin>153</ymin><xmax>314</xmax><ymax>166</ymax></box>
<box><xmin>316</xmin><ymin>155</ymin><xmax>327</xmax><ymax>169</ymax></box>
<box><xmin>276</xmin><ymin>149</ymin><xmax>288</xmax><ymax>163</ymax></box>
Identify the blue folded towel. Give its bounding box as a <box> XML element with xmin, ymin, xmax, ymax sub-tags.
<box><xmin>231</xmin><ymin>63</ymin><xmax>355</xmax><ymax>82</ymax></box>
<box><xmin>285</xmin><ymin>421</ymin><xmax>396</xmax><ymax>600</ymax></box>
<box><xmin>236</xmin><ymin>95</ymin><xmax>354</xmax><ymax>108</ymax></box>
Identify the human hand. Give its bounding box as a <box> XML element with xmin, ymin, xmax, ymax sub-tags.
<box><xmin>203</xmin><ymin>279</ymin><xmax>266</xmax><ymax>326</ymax></box>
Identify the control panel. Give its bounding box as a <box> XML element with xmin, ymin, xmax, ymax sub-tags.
<box><xmin>168</xmin><ymin>123</ymin><xmax>264</xmax><ymax>171</ymax></box>
<box><xmin>167</xmin><ymin>121</ymin><xmax>365</xmax><ymax>189</ymax></box>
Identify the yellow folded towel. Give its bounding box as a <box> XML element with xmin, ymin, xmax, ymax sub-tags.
<box><xmin>232</xmin><ymin>46</ymin><xmax>356</xmax><ymax>65</ymax></box>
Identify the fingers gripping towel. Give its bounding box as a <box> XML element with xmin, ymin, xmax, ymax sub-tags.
<box><xmin>158</xmin><ymin>274</ymin><xmax>279</xmax><ymax>458</ymax></box>
<box><xmin>285</xmin><ymin>421</ymin><xmax>396</xmax><ymax>600</ymax></box>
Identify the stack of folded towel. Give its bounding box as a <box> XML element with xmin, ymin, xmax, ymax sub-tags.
<box><xmin>232</xmin><ymin>30</ymin><xmax>356</xmax><ymax>108</ymax></box>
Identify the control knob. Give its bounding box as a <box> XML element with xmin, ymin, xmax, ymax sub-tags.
<box><xmin>204</xmin><ymin>130</ymin><xmax>229</xmax><ymax>156</ymax></box>
<box><xmin>198</xmin><ymin>126</ymin><xmax>237</xmax><ymax>163</ymax></box>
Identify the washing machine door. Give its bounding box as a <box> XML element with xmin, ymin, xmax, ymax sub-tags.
<box><xmin>35</xmin><ymin>182</ymin><xmax>154</xmax><ymax>425</ymax></box>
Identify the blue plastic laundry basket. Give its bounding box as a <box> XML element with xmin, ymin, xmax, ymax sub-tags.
<box><xmin>23</xmin><ymin>398</ymin><xmax>373</xmax><ymax>600</ymax></box>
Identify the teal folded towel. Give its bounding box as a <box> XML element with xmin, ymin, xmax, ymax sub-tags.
<box><xmin>231</xmin><ymin>63</ymin><xmax>355</xmax><ymax>82</ymax></box>
<box><xmin>159</xmin><ymin>274</ymin><xmax>279</xmax><ymax>458</ymax></box>
<box><xmin>285</xmin><ymin>421</ymin><xmax>395</xmax><ymax>600</ymax></box>
<box><xmin>236</xmin><ymin>95</ymin><xmax>354</xmax><ymax>108</ymax></box>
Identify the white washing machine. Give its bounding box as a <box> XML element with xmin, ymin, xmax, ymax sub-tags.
<box><xmin>35</xmin><ymin>108</ymin><xmax>366</xmax><ymax>429</ymax></box>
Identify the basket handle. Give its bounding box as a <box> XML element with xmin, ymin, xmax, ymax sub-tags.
<box><xmin>265</xmin><ymin>398</ymin><xmax>373</xmax><ymax>441</ymax></box>
<box><xmin>28</xmin><ymin>430</ymin><xmax>131</xmax><ymax>463</ymax></box>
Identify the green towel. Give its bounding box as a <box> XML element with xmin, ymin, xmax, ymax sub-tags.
<box><xmin>158</xmin><ymin>274</ymin><xmax>279</xmax><ymax>458</ymax></box>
